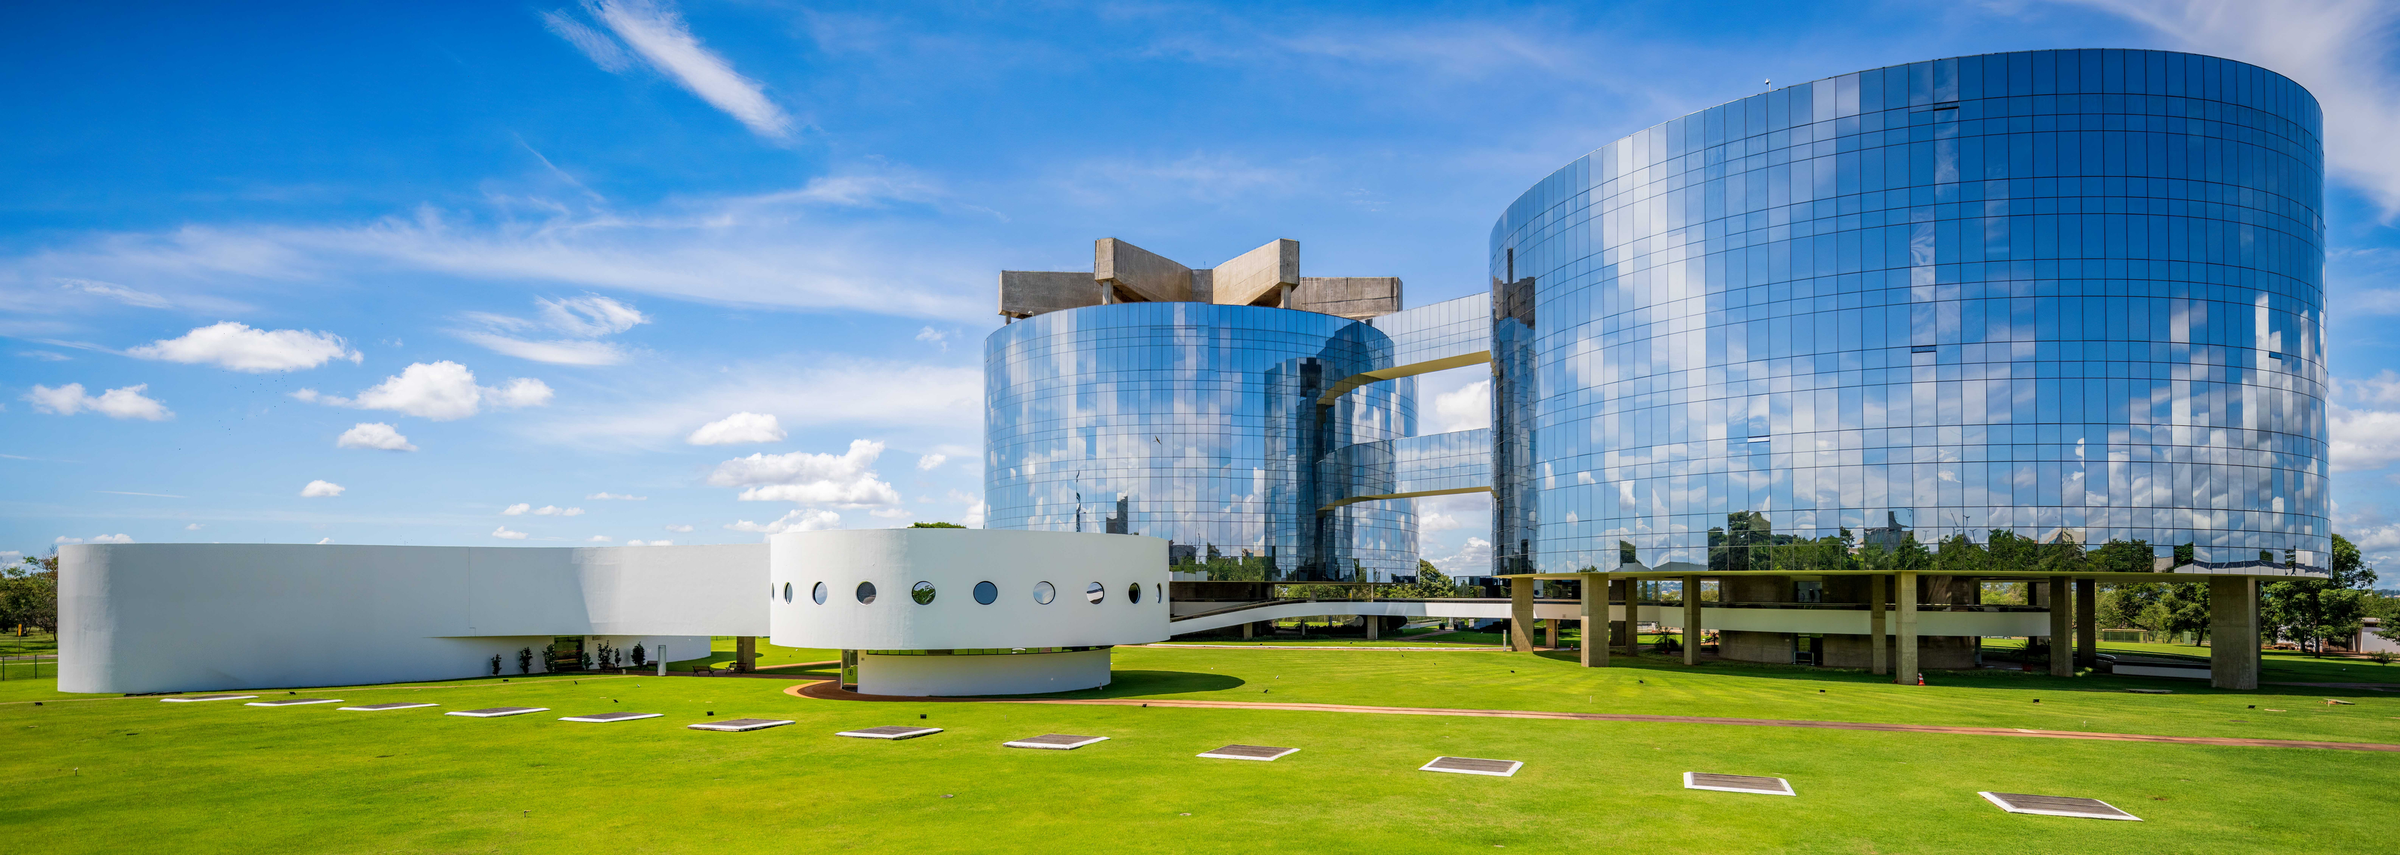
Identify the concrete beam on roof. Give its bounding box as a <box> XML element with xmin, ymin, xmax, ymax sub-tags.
<box><xmin>998</xmin><ymin>270</ymin><xmax>1101</xmax><ymax>318</ymax></box>
<box><xmin>1292</xmin><ymin>276</ymin><xmax>1401</xmax><ymax>320</ymax></box>
<box><xmin>1211</xmin><ymin>239</ymin><xmax>1299</xmax><ymax>307</ymax></box>
<box><xmin>1095</xmin><ymin>238</ymin><xmax>1192</xmax><ymax>303</ymax></box>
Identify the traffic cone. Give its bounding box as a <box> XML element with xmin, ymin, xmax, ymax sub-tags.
<box><xmin>1916</xmin><ymin>672</ymin><xmax>1925</xmax><ymax>686</ymax></box>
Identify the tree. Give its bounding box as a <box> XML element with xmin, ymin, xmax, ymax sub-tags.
<box><xmin>517</xmin><ymin>647</ymin><xmax>534</xmax><ymax>675</ymax></box>
<box><xmin>2264</xmin><ymin>534</ymin><xmax>2378</xmax><ymax>656</ymax></box>
<box><xmin>1385</xmin><ymin>560</ymin><xmax>1462</xmax><ymax>599</ymax></box>
<box><xmin>908</xmin><ymin>521</ymin><xmax>966</xmax><ymax>528</ymax></box>
<box><xmin>0</xmin><ymin>555</ymin><xmax>60</xmax><ymax>635</ymax></box>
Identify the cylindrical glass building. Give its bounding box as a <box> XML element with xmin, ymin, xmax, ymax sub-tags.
<box><xmin>984</xmin><ymin>302</ymin><xmax>1417</xmax><ymax>580</ymax></box>
<box><xmin>1489</xmin><ymin>49</ymin><xmax>2328</xmax><ymax>573</ymax></box>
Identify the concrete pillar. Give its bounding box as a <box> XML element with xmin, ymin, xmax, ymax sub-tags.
<box><xmin>1869</xmin><ymin>574</ymin><xmax>1888</xmax><ymax>676</ymax></box>
<box><xmin>1543</xmin><ymin>616</ymin><xmax>1558</xmax><ymax>649</ymax></box>
<box><xmin>2209</xmin><ymin>576</ymin><xmax>2260</xmax><ymax>690</ymax></box>
<box><xmin>2075</xmin><ymin>578</ymin><xmax>2097</xmax><ymax>668</ymax></box>
<box><xmin>1508</xmin><ymin>577</ymin><xmax>1536</xmax><ymax>652</ymax></box>
<box><xmin>2048</xmin><ymin>576</ymin><xmax>2073</xmax><ymax>677</ymax></box>
<box><xmin>1581</xmin><ymin>573</ymin><xmax>1609</xmax><ymax>667</ymax></box>
<box><xmin>1366</xmin><ymin>615</ymin><xmax>1380</xmax><ymax>641</ymax></box>
<box><xmin>1896</xmin><ymin>571</ymin><xmax>1919</xmax><ymax>684</ymax></box>
<box><xmin>1619</xmin><ymin>578</ymin><xmax>1640</xmax><ymax>658</ymax></box>
<box><xmin>736</xmin><ymin>636</ymin><xmax>757</xmax><ymax>672</ymax></box>
<box><xmin>1682</xmin><ymin>575</ymin><xmax>1701</xmax><ymax>666</ymax></box>
<box><xmin>1241</xmin><ymin>621</ymin><xmax>1253</xmax><ymax>640</ymax></box>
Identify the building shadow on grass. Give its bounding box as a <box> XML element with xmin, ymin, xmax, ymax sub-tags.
<box><xmin>1035</xmin><ymin>669</ymin><xmax>1246</xmax><ymax>699</ymax></box>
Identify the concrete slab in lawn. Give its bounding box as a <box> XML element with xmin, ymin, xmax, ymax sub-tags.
<box><xmin>1197</xmin><ymin>744</ymin><xmax>1298</xmax><ymax>761</ymax></box>
<box><xmin>160</xmin><ymin>695</ymin><xmax>257</xmax><ymax>703</ymax></box>
<box><xmin>689</xmin><ymin>718</ymin><xmax>795</xmax><ymax>732</ymax></box>
<box><xmin>1420</xmin><ymin>756</ymin><xmax>1521</xmax><ymax>777</ymax></box>
<box><xmin>446</xmin><ymin>707</ymin><xmax>550</xmax><ymax>718</ymax></box>
<box><xmin>1684</xmin><ymin>772</ymin><xmax>1795</xmax><ymax>796</ymax></box>
<box><xmin>838</xmin><ymin>725</ymin><xmax>943</xmax><ymax>740</ymax></box>
<box><xmin>559</xmin><ymin>712</ymin><xmax>662</xmax><ymax>723</ymax></box>
<box><xmin>338</xmin><ymin>702</ymin><xmax>439</xmax><ymax>712</ymax></box>
<box><xmin>1003</xmin><ymin>734</ymin><xmax>1107</xmax><ymax>750</ymax></box>
<box><xmin>1979</xmin><ymin>792</ymin><xmax>2141</xmax><ymax>821</ymax></box>
<box><xmin>244</xmin><ymin>698</ymin><xmax>342</xmax><ymax>707</ymax></box>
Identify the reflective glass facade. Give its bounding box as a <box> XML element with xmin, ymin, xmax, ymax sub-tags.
<box><xmin>985</xmin><ymin>303</ymin><xmax>1418</xmax><ymax>580</ymax></box>
<box><xmin>1489</xmin><ymin>50</ymin><xmax>2329</xmax><ymax>572</ymax></box>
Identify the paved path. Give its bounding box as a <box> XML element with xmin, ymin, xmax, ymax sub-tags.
<box><xmin>784</xmin><ymin>681</ymin><xmax>2400</xmax><ymax>753</ymax></box>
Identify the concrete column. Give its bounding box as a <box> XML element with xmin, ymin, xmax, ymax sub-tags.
<box><xmin>736</xmin><ymin>636</ymin><xmax>757</xmax><ymax>672</ymax></box>
<box><xmin>1581</xmin><ymin>573</ymin><xmax>1609</xmax><ymax>667</ymax></box>
<box><xmin>2075</xmin><ymin>578</ymin><xmax>2097</xmax><ymax>668</ymax></box>
<box><xmin>1543</xmin><ymin>616</ymin><xmax>1558</xmax><ymax>649</ymax></box>
<box><xmin>1241</xmin><ymin>621</ymin><xmax>1253</xmax><ymax>640</ymax></box>
<box><xmin>1869</xmin><ymin>574</ymin><xmax>1888</xmax><ymax>676</ymax></box>
<box><xmin>1619</xmin><ymin>578</ymin><xmax>1640</xmax><ymax>658</ymax></box>
<box><xmin>2048</xmin><ymin>576</ymin><xmax>2073</xmax><ymax>677</ymax></box>
<box><xmin>1366</xmin><ymin>615</ymin><xmax>1380</xmax><ymax>641</ymax></box>
<box><xmin>1508</xmin><ymin>577</ymin><xmax>1536</xmax><ymax>653</ymax></box>
<box><xmin>2209</xmin><ymin>576</ymin><xmax>2260</xmax><ymax>690</ymax></box>
<box><xmin>1682</xmin><ymin>575</ymin><xmax>1701</xmax><ymax>666</ymax></box>
<box><xmin>1896</xmin><ymin>571</ymin><xmax>1919</xmax><ymax>684</ymax></box>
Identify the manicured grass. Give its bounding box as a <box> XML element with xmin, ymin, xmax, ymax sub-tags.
<box><xmin>664</xmin><ymin>636</ymin><xmax>838</xmax><ymax>671</ymax></box>
<box><xmin>3</xmin><ymin>646</ymin><xmax>2394</xmax><ymax>853</ymax></box>
<box><xmin>1980</xmin><ymin>637</ymin><xmax>2400</xmax><ymax>684</ymax></box>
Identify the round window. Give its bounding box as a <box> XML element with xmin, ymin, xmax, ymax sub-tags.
<box><xmin>856</xmin><ymin>581</ymin><xmax>877</xmax><ymax>604</ymax></box>
<box><xmin>1155</xmin><ymin>583</ymin><xmax>1164</xmax><ymax>604</ymax></box>
<box><xmin>1085</xmin><ymin>582</ymin><xmax>1105</xmax><ymax>604</ymax></box>
<box><xmin>1033</xmin><ymin>581</ymin><xmax>1056</xmax><ymax>605</ymax></box>
<box><xmin>1127</xmin><ymin>582</ymin><xmax>1142</xmax><ymax>604</ymax></box>
<box><xmin>973</xmin><ymin>580</ymin><xmax>998</xmax><ymax>604</ymax></box>
<box><xmin>812</xmin><ymin>581</ymin><xmax>828</xmax><ymax>605</ymax></box>
<box><xmin>782</xmin><ymin>582</ymin><xmax>792</xmax><ymax>603</ymax></box>
<box><xmin>911</xmin><ymin>581</ymin><xmax>936</xmax><ymax>605</ymax></box>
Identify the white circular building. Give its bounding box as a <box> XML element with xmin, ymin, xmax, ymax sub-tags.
<box><xmin>768</xmin><ymin>528</ymin><xmax>1168</xmax><ymax>696</ymax></box>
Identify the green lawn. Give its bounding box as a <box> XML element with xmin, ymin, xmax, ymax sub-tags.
<box><xmin>3</xmin><ymin>644</ymin><xmax>2394</xmax><ymax>853</ymax></box>
<box><xmin>663</xmin><ymin>636</ymin><xmax>838</xmax><ymax>671</ymax></box>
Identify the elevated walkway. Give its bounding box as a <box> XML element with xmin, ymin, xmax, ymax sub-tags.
<box><xmin>1167</xmin><ymin>598</ymin><xmax>2052</xmax><ymax>637</ymax></box>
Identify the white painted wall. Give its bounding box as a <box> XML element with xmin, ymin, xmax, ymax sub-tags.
<box><xmin>769</xmin><ymin>529</ymin><xmax>1168</xmax><ymax>651</ymax></box>
<box><xmin>58</xmin><ymin>542</ymin><xmax>764</xmax><ymax>694</ymax></box>
<box><xmin>859</xmin><ymin>649</ymin><xmax>1111</xmax><ymax>696</ymax></box>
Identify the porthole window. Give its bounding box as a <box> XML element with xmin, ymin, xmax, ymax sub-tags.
<box><xmin>782</xmin><ymin>582</ymin><xmax>792</xmax><ymax>603</ymax></box>
<box><xmin>1033</xmin><ymin>581</ymin><xmax>1056</xmax><ymax>605</ymax></box>
<box><xmin>911</xmin><ymin>581</ymin><xmax>936</xmax><ymax>605</ymax></box>
<box><xmin>856</xmin><ymin>581</ymin><xmax>877</xmax><ymax>604</ymax></box>
<box><xmin>973</xmin><ymin>581</ymin><xmax>998</xmax><ymax>604</ymax></box>
<box><xmin>1127</xmin><ymin>583</ymin><xmax>1142</xmax><ymax>604</ymax></box>
<box><xmin>1155</xmin><ymin>583</ymin><xmax>1164</xmax><ymax>604</ymax></box>
<box><xmin>1085</xmin><ymin>582</ymin><xmax>1105</xmax><ymax>604</ymax></box>
<box><xmin>812</xmin><ymin>581</ymin><xmax>828</xmax><ymax>605</ymax></box>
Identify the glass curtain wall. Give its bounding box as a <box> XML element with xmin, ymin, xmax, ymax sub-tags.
<box><xmin>1488</xmin><ymin>49</ymin><xmax>2328</xmax><ymax>573</ymax></box>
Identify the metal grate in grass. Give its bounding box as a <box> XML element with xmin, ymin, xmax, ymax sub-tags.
<box><xmin>689</xmin><ymin>718</ymin><xmax>795</xmax><ymax>732</ymax></box>
<box><xmin>338</xmin><ymin>702</ymin><xmax>438</xmax><ymax>711</ymax></box>
<box><xmin>1003</xmin><ymin>734</ymin><xmax>1107</xmax><ymax>750</ymax></box>
<box><xmin>1420</xmin><ymin>756</ymin><xmax>1521</xmax><ymax>777</ymax></box>
<box><xmin>446</xmin><ymin>707</ymin><xmax>549</xmax><ymax>718</ymax></box>
<box><xmin>559</xmin><ymin>712</ymin><xmax>662</xmax><ymax>723</ymax></box>
<box><xmin>1196</xmin><ymin>744</ymin><xmax>1298</xmax><ymax>761</ymax></box>
<box><xmin>244</xmin><ymin>698</ymin><xmax>341</xmax><ymax>707</ymax></box>
<box><xmin>160</xmin><ymin>695</ymin><xmax>257</xmax><ymax>703</ymax></box>
<box><xmin>1683</xmin><ymin>772</ymin><xmax>1795</xmax><ymax>796</ymax></box>
<box><xmin>1979</xmin><ymin>792</ymin><xmax>2141</xmax><ymax>821</ymax></box>
<box><xmin>837</xmin><ymin>725</ymin><xmax>943</xmax><ymax>740</ymax></box>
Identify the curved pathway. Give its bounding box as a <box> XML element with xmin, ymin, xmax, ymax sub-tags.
<box><xmin>784</xmin><ymin>681</ymin><xmax>2400</xmax><ymax>753</ymax></box>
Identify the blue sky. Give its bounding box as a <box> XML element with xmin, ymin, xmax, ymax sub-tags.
<box><xmin>7</xmin><ymin>0</ymin><xmax>2400</xmax><ymax>570</ymax></box>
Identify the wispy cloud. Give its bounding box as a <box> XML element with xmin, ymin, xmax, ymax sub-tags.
<box><xmin>2064</xmin><ymin>0</ymin><xmax>2400</xmax><ymax>219</ymax></box>
<box><xmin>571</xmin><ymin>0</ymin><xmax>795</xmax><ymax>140</ymax></box>
<box><xmin>57</xmin><ymin>277</ymin><xmax>171</xmax><ymax>308</ymax></box>
<box><xmin>456</xmin><ymin>294</ymin><xmax>649</xmax><ymax>366</ymax></box>
<box><xmin>24</xmin><ymin>383</ymin><xmax>172</xmax><ymax>420</ymax></box>
<box><xmin>296</xmin><ymin>361</ymin><xmax>552</xmax><ymax>421</ymax></box>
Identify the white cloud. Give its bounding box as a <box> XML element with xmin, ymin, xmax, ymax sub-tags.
<box><xmin>316</xmin><ymin>537</ymin><xmax>332</xmax><ymax>544</ymax></box>
<box><xmin>335</xmin><ymin>422</ymin><xmax>417</xmax><ymax>451</ymax></box>
<box><xmin>89</xmin><ymin>533</ymin><xmax>133</xmax><ymax>544</ymax></box>
<box><xmin>626</xmin><ymin>539</ymin><xmax>673</xmax><ymax>546</ymax></box>
<box><xmin>665</xmin><ymin>523</ymin><xmax>693</xmax><ymax>532</ymax></box>
<box><xmin>587</xmin><ymin>491</ymin><xmax>647</xmax><ymax>500</ymax></box>
<box><xmin>298</xmin><ymin>361</ymin><xmax>551</xmax><ymax>420</ymax></box>
<box><xmin>531</xmin><ymin>358</ymin><xmax>980</xmax><ymax>449</ymax></box>
<box><xmin>869</xmin><ymin>507</ymin><xmax>913</xmax><ymax>520</ymax></box>
<box><xmin>1431</xmin><ymin>379</ymin><xmax>1491</xmax><ymax>433</ymax></box>
<box><xmin>128</xmin><ymin>321</ymin><xmax>360</xmax><ymax>372</ymax></box>
<box><xmin>2330</xmin><ymin>403</ymin><xmax>2400</xmax><ymax>472</ymax></box>
<box><xmin>300</xmin><ymin>480</ymin><xmax>346</xmax><ymax>498</ymax></box>
<box><xmin>687</xmin><ymin>411</ymin><xmax>786</xmax><ymax>446</ymax></box>
<box><xmin>588</xmin><ymin>535</ymin><xmax>615</xmax><ymax>542</ymax></box>
<box><xmin>502</xmin><ymin>503</ymin><xmax>583</xmax><ymax>516</ymax></box>
<box><xmin>0</xmin><ymin>550</ymin><xmax>20</xmax><ymax>565</ymax></box>
<box><xmin>915</xmin><ymin>326</ymin><xmax>951</xmax><ymax>351</ymax></box>
<box><xmin>184</xmin><ymin>523</ymin><xmax>203</xmax><ymax>530</ymax></box>
<box><xmin>589</xmin><ymin>0</ymin><xmax>795</xmax><ymax>140</ymax></box>
<box><xmin>53</xmin><ymin>536</ymin><xmax>80</xmax><ymax>545</ymax></box>
<box><xmin>725</xmin><ymin>509</ymin><xmax>841</xmax><ymax>534</ymax></box>
<box><xmin>502</xmin><ymin>502</ymin><xmax>532</xmax><ymax>515</ymax></box>
<box><xmin>56</xmin><ymin>277</ymin><xmax>171</xmax><ymax>308</ymax></box>
<box><xmin>708</xmin><ymin>439</ymin><xmax>901</xmax><ymax>506</ymax></box>
<box><xmin>1427</xmin><ymin>537</ymin><xmax>1493</xmax><ymax>575</ymax></box>
<box><xmin>916</xmin><ymin>452</ymin><xmax>947</xmax><ymax>471</ymax></box>
<box><xmin>492</xmin><ymin>526</ymin><xmax>529</xmax><ymax>540</ymax></box>
<box><xmin>24</xmin><ymin>383</ymin><xmax>173</xmax><ymax>420</ymax></box>
<box><xmin>2342</xmin><ymin>371</ymin><xmax>2400</xmax><ymax>408</ymax></box>
<box><xmin>962</xmin><ymin>500</ymin><xmax>986</xmax><ymax>529</ymax></box>
<box><xmin>457</xmin><ymin>294</ymin><xmax>649</xmax><ymax>366</ymax></box>
<box><xmin>2069</xmin><ymin>0</ymin><xmax>2400</xmax><ymax>219</ymax></box>
<box><xmin>542</xmin><ymin>9</ymin><xmax>633</xmax><ymax>72</ymax></box>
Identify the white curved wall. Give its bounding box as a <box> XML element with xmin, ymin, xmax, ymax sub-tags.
<box><xmin>768</xmin><ymin>529</ymin><xmax>1168</xmax><ymax>651</ymax></box>
<box><xmin>859</xmin><ymin>649</ymin><xmax>1110</xmax><ymax>697</ymax></box>
<box><xmin>59</xmin><ymin>543</ymin><xmax>764</xmax><ymax>694</ymax></box>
